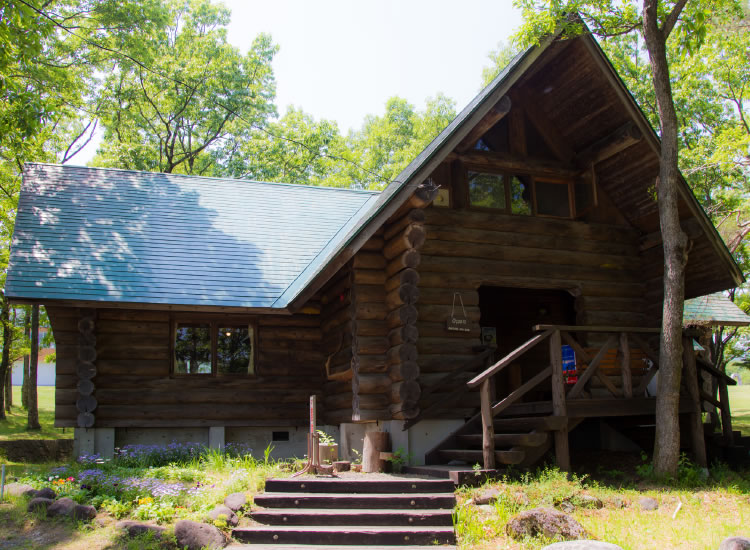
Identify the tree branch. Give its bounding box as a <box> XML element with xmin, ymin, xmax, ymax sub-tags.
<box><xmin>661</xmin><ymin>0</ymin><xmax>688</xmax><ymax>40</ymax></box>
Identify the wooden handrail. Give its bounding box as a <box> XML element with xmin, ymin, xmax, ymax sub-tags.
<box><xmin>696</xmin><ymin>356</ymin><xmax>737</xmax><ymax>385</ymax></box>
<box><xmin>468</xmin><ymin>329</ymin><xmax>554</xmax><ymax>388</ymax></box>
<box><xmin>533</xmin><ymin>324</ymin><xmax>661</xmax><ymax>333</ymax></box>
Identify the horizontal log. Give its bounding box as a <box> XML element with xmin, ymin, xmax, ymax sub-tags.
<box><xmin>385</xmin><ymin>268</ymin><xmax>420</xmax><ymax>293</ymax></box>
<box><xmin>390</xmin><ymin>401</ymin><xmax>420</xmax><ymax>420</ymax></box>
<box><xmin>353</xmin><ymin>252</ymin><xmax>387</xmax><ymax>270</ymax></box>
<box><xmin>356</xmin><ymin>302</ymin><xmax>387</xmax><ymax>321</ymax></box>
<box><xmin>417</xmin><ymin>304</ymin><xmax>481</xmax><ymax>324</ymax></box>
<box><xmin>385</xmin><ymin>284</ymin><xmax>420</xmax><ymax>310</ymax></box>
<box><xmin>326</xmin><ymin>392</ymin><xmax>389</xmax><ymax>410</ymax></box>
<box><xmin>76</xmin><ymin>395</ymin><xmax>97</xmax><ymax>413</ymax></box>
<box><xmin>92</xmin><ymin>403</ymin><xmax>310</xmax><ymax>421</ymax></box>
<box><xmin>388</xmin><ymin>325</ymin><xmax>419</xmax><ymax>347</ymax></box>
<box><xmin>357</xmin><ymin>320</ymin><xmax>388</xmax><ymax>338</ymax></box>
<box><xmin>93</xmin><ymin>359</ymin><xmax>169</xmax><ymax>377</ymax></box>
<box><xmin>59</xmin><ymin>417</ymin><xmax>312</xmax><ymax>429</ymax></box>
<box><xmin>258</xmin><ymin>316</ymin><xmax>320</xmax><ymax>328</ymax></box>
<box><xmin>456</xmin><ymin>95</ymin><xmax>512</xmax><ymax>153</ymax></box>
<box><xmin>77</xmin><ymin>412</ymin><xmax>95</xmax><ymax>428</ymax></box>
<box><xmin>384</xmin><ymin>224</ymin><xmax>427</xmax><ymax>260</ymax></box>
<box><xmin>389</xmin><ymin>361</ymin><xmax>420</xmax><ymax>382</ymax></box>
<box><xmin>357</xmin><ymin>337</ymin><xmax>389</xmax><ymax>355</ymax></box>
<box><xmin>96</xmin><ymin>320</ymin><xmax>170</xmax><ymax>336</ymax></box>
<box><xmin>78</xmin><ymin>317</ymin><xmax>95</xmax><ymax>333</ymax></box>
<box><xmin>73</xmin><ymin>374</ymin><xmax>324</xmax><ymax>391</ymax></box>
<box><xmin>77</xmin><ymin>361</ymin><xmax>97</xmax><ymax>379</ymax></box>
<box><xmin>386</xmin><ymin>305</ymin><xmax>418</xmax><ymax>328</ymax></box>
<box><xmin>79</xmin><ymin>345</ymin><xmax>97</xmax><ymax>363</ymax></box>
<box><xmin>61</xmin><ymin>388</ymin><xmax>318</xmax><ymax>407</ymax></box>
<box><xmin>97</xmin><ymin>310</ymin><xmax>170</xmax><ymax>322</ymax></box>
<box><xmin>354</xmin><ymin>284</ymin><xmax>385</xmax><ymax>304</ymax></box>
<box><xmin>417</xmin><ymin>321</ymin><xmax>481</xmax><ymax>339</ymax></box>
<box><xmin>258</xmin><ymin>327</ymin><xmax>321</xmax><ymax>341</ymax></box>
<box><xmin>407</xmin><ymin>183</ymin><xmax>440</xmax><ymax>209</ymax></box>
<box><xmin>353</xmin><ymin>269</ymin><xmax>386</xmax><ymax>285</ymax></box>
<box><xmin>384</xmin><ymin>209</ymin><xmax>426</xmax><ymax>241</ymax></box>
<box><xmin>360</xmin><ymin>235</ymin><xmax>384</xmax><ymax>251</ymax></box>
<box><xmin>575</xmin><ymin>121</ymin><xmax>643</xmax><ymax>166</ymax></box>
<box><xmin>419</xmin><ymin>354</ymin><xmax>480</xmax><ymax>373</ymax></box>
<box><xmin>77</xmin><ymin>379</ymin><xmax>95</xmax><ymax>396</ymax></box>
<box><xmin>458</xmin><ymin>150</ymin><xmax>582</xmax><ymax>179</ymax></box>
<box><xmin>417</xmin><ymin>337</ymin><xmax>478</xmax><ymax>355</ymax></box>
<box><xmin>385</xmin><ymin>249</ymin><xmax>421</xmax><ymax>278</ymax></box>
<box><xmin>391</xmin><ymin>380</ymin><xmax>421</xmax><ymax>404</ymax></box>
<box><xmin>326</xmin><ymin>359</ymin><xmax>353</xmax><ymax>382</ymax></box>
<box><xmin>358</xmin><ymin>374</ymin><xmax>392</xmax><ymax>394</ymax></box>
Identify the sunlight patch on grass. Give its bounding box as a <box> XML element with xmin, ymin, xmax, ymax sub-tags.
<box><xmin>729</xmin><ymin>385</ymin><xmax>750</xmax><ymax>437</ymax></box>
<box><xmin>0</xmin><ymin>386</ymin><xmax>71</xmax><ymax>441</ymax></box>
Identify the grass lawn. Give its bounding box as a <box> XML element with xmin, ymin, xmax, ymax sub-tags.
<box><xmin>729</xmin><ymin>385</ymin><xmax>750</xmax><ymax>437</ymax></box>
<box><xmin>0</xmin><ymin>386</ymin><xmax>71</xmax><ymax>441</ymax></box>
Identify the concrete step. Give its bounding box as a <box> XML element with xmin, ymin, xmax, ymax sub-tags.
<box><xmin>254</xmin><ymin>492</ymin><xmax>456</xmax><ymax>510</ymax></box>
<box><xmin>264</xmin><ymin>478</ymin><xmax>455</xmax><ymax>494</ymax></box>
<box><xmin>227</xmin><ymin>545</ymin><xmax>456</xmax><ymax>550</ymax></box>
<box><xmin>251</xmin><ymin>508</ymin><xmax>454</xmax><ymax>526</ymax></box>
<box><xmin>403</xmin><ymin>464</ymin><xmax>499</xmax><ymax>485</ymax></box>
<box><xmin>232</xmin><ymin>525</ymin><xmax>456</xmax><ymax>545</ymax></box>
<box><xmin>438</xmin><ymin>448</ymin><xmax>525</xmax><ymax>465</ymax></box>
<box><xmin>456</xmin><ymin>432</ymin><xmax>548</xmax><ymax>447</ymax></box>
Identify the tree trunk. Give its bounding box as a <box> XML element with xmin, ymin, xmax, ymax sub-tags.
<box><xmin>643</xmin><ymin>0</ymin><xmax>689</xmax><ymax>477</ymax></box>
<box><xmin>22</xmin><ymin>308</ymin><xmax>30</xmax><ymax>409</ymax></box>
<box><xmin>0</xmin><ymin>296</ymin><xmax>10</xmax><ymax>420</ymax></box>
<box><xmin>27</xmin><ymin>305</ymin><xmax>40</xmax><ymax>431</ymax></box>
<box><xmin>4</xmin><ymin>367</ymin><xmax>11</xmax><ymax>412</ymax></box>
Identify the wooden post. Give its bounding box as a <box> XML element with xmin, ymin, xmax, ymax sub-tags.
<box><xmin>549</xmin><ymin>330</ymin><xmax>570</xmax><ymax>472</ymax></box>
<box><xmin>718</xmin><ymin>378</ymin><xmax>734</xmax><ymax>445</ymax></box>
<box><xmin>363</xmin><ymin>431</ymin><xmax>389</xmax><ymax>473</ymax></box>
<box><xmin>620</xmin><ymin>332</ymin><xmax>633</xmax><ymax>398</ymax></box>
<box><xmin>682</xmin><ymin>336</ymin><xmax>707</xmax><ymax>467</ymax></box>
<box><xmin>480</xmin><ymin>378</ymin><xmax>495</xmax><ymax>469</ymax></box>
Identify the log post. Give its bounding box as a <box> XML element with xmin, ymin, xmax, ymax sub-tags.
<box><xmin>363</xmin><ymin>431</ymin><xmax>390</xmax><ymax>473</ymax></box>
<box><xmin>620</xmin><ymin>332</ymin><xmax>632</xmax><ymax>398</ymax></box>
<box><xmin>682</xmin><ymin>335</ymin><xmax>707</xmax><ymax>467</ymax></box>
<box><xmin>480</xmin><ymin>378</ymin><xmax>495</xmax><ymax>469</ymax></box>
<box><xmin>549</xmin><ymin>330</ymin><xmax>570</xmax><ymax>472</ymax></box>
<box><xmin>718</xmin><ymin>378</ymin><xmax>734</xmax><ymax>445</ymax></box>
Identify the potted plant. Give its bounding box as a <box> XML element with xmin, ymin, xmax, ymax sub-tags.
<box><xmin>317</xmin><ymin>430</ymin><xmax>338</xmax><ymax>464</ymax></box>
<box><xmin>387</xmin><ymin>447</ymin><xmax>411</xmax><ymax>474</ymax></box>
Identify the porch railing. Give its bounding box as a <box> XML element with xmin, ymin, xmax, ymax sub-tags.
<box><xmin>466</xmin><ymin>324</ymin><xmax>730</xmax><ymax>471</ymax></box>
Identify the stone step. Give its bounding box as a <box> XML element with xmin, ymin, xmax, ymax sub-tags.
<box><xmin>254</xmin><ymin>492</ymin><xmax>456</xmax><ymax>510</ymax></box>
<box><xmin>437</xmin><ymin>448</ymin><xmax>525</xmax><ymax>465</ymax></box>
<box><xmin>403</xmin><ymin>464</ymin><xmax>499</xmax><ymax>486</ymax></box>
<box><xmin>251</xmin><ymin>508</ymin><xmax>453</xmax><ymax>526</ymax></box>
<box><xmin>264</xmin><ymin>478</ymin><xmax>455</xmax><ymax>494</ymax></box>
<box><xmin>456</xmin><ymin>432</ymin><xmax>548</xmax><ymax>447</ymax></box>
<box><xmin>232</xmin><ymin>525</ymin><xmax>456</xmax><ymax>546</ymax></box>
<box><xmin>226</xmin><ymin>544</ymin><xmax>456</xmax><ymax>550</ymax></box>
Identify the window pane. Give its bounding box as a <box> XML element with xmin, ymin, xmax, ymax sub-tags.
<box><xmin>217</xmin><ymin>325</ymin><xmax>254</xmax><ymax>375</ymax></box>
<box><xmin>174</xmin><ymin>324</ymin><xmax>211</xmax><ymax>374</ymax></box>
<box><xmin>468</xmin><ymin>171</ymin><xmax>506</xmax><ymax>209</ymax></box>
<box><xmin>510</xmin><ymin>175</ymin><xmax>532</xmax><ymax>215</ymax></box>
<box><xmin>536</xmin><ymin>180</ymin><xmax>571</xmax><ymax>218</ymax></box>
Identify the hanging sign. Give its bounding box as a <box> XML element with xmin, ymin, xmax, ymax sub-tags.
<box><xmin>447</xmin><ymin>292</ymin><xmax>471</xmax><ymax>332</ymax></box>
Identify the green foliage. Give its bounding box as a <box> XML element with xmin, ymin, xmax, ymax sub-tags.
<box><xmin>316</xmin><ymin>430</ymin><xmax>336</xmax><ymax>446</ymax></box>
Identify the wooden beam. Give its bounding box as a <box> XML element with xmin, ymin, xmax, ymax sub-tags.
<box><xmin>682</xmin><ymin>335</ymin><xmax>707</xmax><ymax>467</ymax></box>
<box><xmin>718</xmin><ymin>379</ymin><xmax>734</xmax><ymax>445</ymax></box>
<box><xmin>522</xmin><ymin>94</ymin><xmax>576</xmax><ymax>163</ymax></box>
<box><xmin>567</xmin><ymin>335</ymin><xmax>618</xmax><ymax>399</ymax></box>
<box><xmin>480</xmin><ymin>379</ymin><xmax>495</xmax><ymax>470</ymax></box>
<box><xmin>620</xmin><ymin>332</ymin><xmax>633</xmax><ymax>398</ymax></box>
<box><xmin>549</xmin><ymin>330</ymin><xmax>570</xmax><ymax>472</ymax></box>
<box><xmin>468</xmin><ymin>329</ymin><xmax>554</xmax><ymax>388</ymax></box>
<box><xmin>508</xmin><ymin>105</ymin><xmax>527</xmax><ymax>157</ymax></box>
<box><xmin>575</xmin><ymin>121</ymin><xmax>642</xmax><ymax>166</ymax></box>
<box><xmin>458</xmin><ymin>151</ymin><xmax>581</xmax><ymax>179</ymax></box>
<box><xmin>456</xmin><ymin>96</ymin><xmax>511</xmax><ymax>153</ymax></box>
<box><xmin>639</xmin><ymin>217</ymin><xmax>704</xmax><ymax>252</ymax></box>
<box><xmin>491</xmin><ymin>366</ymin><xmax>552</xmax><ymax>417</ymax></box>
<box><xmin>534</xmin><ymin>324</ymin><xmax>661</xmax><ymax>334</ymax></box>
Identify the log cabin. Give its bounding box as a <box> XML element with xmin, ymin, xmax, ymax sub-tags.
<box><xmin>6</xmin><ymin>31</ymin><xmax>745</xmax><ymax>473</ymax></box>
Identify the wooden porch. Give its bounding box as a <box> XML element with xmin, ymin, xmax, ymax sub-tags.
<box><xmin>415</xmin><ymin>325</ymin><xmax>737</xmax><ymax>472</ymax></box>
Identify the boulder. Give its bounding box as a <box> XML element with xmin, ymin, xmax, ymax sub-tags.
<box><xmin>638</xmin><ymin>497</ymin><xmax>658</xmax><ymax>511</ymax></box>
<box><xmin>116</xmin><ymin>520</ymin><xmax>166</xmax><ymax>539</ymax></box>
<box><xmin>174</xmin><ymin>520</ymin><xmax>226</xmax><ymax>550</ymax></box>
<box><xmin>5</xmin><ymin>483</ymin><xmax>34</xmax><ymax>497</ymax></box>
<box><xmin>27</xmin><ymin>497</ymin><xmax>54</xmax><ymax>513</ymax></box>
<box><xmin>208</xmin><ymin>504</ymin><xmax>239</xmax><ymax>527</ymax></box>
<box><xmin>572</xmin><ymin>495</ymin><xmax>603</xmax><ymax>509</ymax></box>
<box><xmin>559</xmin><ymin>500</ymin><xmax>576</xmax><ymax>513</ymax></box>
<box><xmin>73</xmin><ymin>504</ymin><xmax>97</xmax><ymax>522</ymax></box>
<box><xmin>33</xmin><ymin>488</ymin><xmax>57</xmax><ymax>500</ymax></box>
<box><xmin>611</xmin><ymin>497</ymin><xmax>628</xmax><ymax>509</ymax></box>
<box><xmin>47</xmin><ymin>497</ymin><xmax>78</xmax><ymax>518</ymax></box>
<box><xmin>542</xmin><ymin>542</ymin><xmax>624</xmax><ymax>550</ymax></box>
<box><xmin>506</xmin><ymin>507</ymin><xmax>586</xmax><ymax>541</ymax></box>
<box><xmin>223</xmin><ymin>492</ymin><xmax>247</xmax><ymax>512</ymax></box>
<box><xmin>473</xmin><ymin>488</ymin><xmax>501</xmax><ymax>506</ymax></box>
<box><xmin>719</xmin><ymin>537</ymin><xmax>750</xmax><ymax>550</ymax></box>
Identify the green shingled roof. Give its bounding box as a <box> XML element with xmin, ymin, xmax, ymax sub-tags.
<box><xmin>683</xmin><ymin>293</ymin><xmax>750</xmax><ymax>326</ymax></box>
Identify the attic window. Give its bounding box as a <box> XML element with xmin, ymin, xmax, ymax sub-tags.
<box><xmin>173</xmin><ymin>319</ymin><xmax>256</xmax><ymax>376</ymax></box>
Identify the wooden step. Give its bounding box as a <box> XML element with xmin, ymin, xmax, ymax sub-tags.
<box><xmin>456</xmin><ymin>432</ymin><xmax>548</xmax><ymax>447</ymax></box>
<box><xmin>492</xmin><ymin>415</ymin><xmax>567</xmax><ymax>432</ymax></box>
<box><xmin>232</xmin><ymin>525</ymin><xmax>456</xmax><ymax>545</ymax></box>
<box><xmin>264</xmin><ymin>478</ymin><xmax>455</xmax><ymax>494</ymax></box>
<box><xmin>251</xmin><ymin>508</ymin><xmax>453</xmax><ymax>526</ymax></box>
<box><xmin>437</xmin><ymin>449</ymin><xmax>525</xmax><ymax>465</ymax></box>
<box><xmin>253</xmin><ymin>492</ymin><xmax>456</xmax><ymax>510</ymax></box>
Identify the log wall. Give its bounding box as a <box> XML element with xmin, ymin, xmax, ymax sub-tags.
<box><xmin>416</xmin><ymin>200</ymin><xmax>647</xmax><ymax>418</ymax></box>
<box><xmin>49</xmin><ymin>306</ymin><xmax>325</xmax><ymax>428</ymax></box>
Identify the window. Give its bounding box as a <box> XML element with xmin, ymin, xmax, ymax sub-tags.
<box><xmin>467</xmin><ymin>168</ymin><xmax>589</xmax><ymax>219</ymax></box>
<box><xmin>173</xmin><ymin>319</ymin><xmax>255</xmax><ymax>375</ymax></box>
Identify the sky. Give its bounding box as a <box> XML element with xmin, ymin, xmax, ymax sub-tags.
<box><xmin>73</xmin><ymin>0</ymin><xmax>522</xmax><ymax>164</ymax></box>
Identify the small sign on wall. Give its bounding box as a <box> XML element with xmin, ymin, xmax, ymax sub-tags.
<box><xmin>433</xmin><ymin>188</ymin><xmax>451</xmax><ymax>207</ymax></box>
<box><xmin>481</xmin><ymin>327</ymin><xmax>497</xmax><ymax>348</ymax></box>
<box><xmin>447</xmin><ymin>292</ymin><xmax>471</xmax><ymax>332</ymax></box>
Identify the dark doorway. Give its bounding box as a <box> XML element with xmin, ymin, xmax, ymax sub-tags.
<box><xmin>478</xmin><ymin>286</ymin><xmax>576</xmax><ymax>397</ymax></box>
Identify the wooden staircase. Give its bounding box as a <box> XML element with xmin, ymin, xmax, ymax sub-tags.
<box><xmin>230</xmin><ymin>478</ymin><xmax>457</xmax><ymax>549</ymax></box>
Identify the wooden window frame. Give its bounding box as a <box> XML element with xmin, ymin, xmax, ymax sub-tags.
<box><xmin>465</xmin><ymin>165</ymin><xmax>580</xmax><ymax>220</ymax></box>
<box><xmin>170</xmin><ymin>314</ymin><xmax>257</xmax><ymax>377</ymax></box>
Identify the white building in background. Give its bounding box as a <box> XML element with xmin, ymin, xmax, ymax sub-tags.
<box><xmin>10</xmin><ymin>327</ymin><xmax>56</xmax><ymax>386</ymax></box>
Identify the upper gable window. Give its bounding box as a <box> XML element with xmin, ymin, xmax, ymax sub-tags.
<box><xmin>467</xmin><ymin>169</ymin><xmax>587</xmax><ymax>220</ymax></box>
<box><xmin>173</xmin><ymin>319</ymin><xmax>256</xmax><ymax>376</ymax></box>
